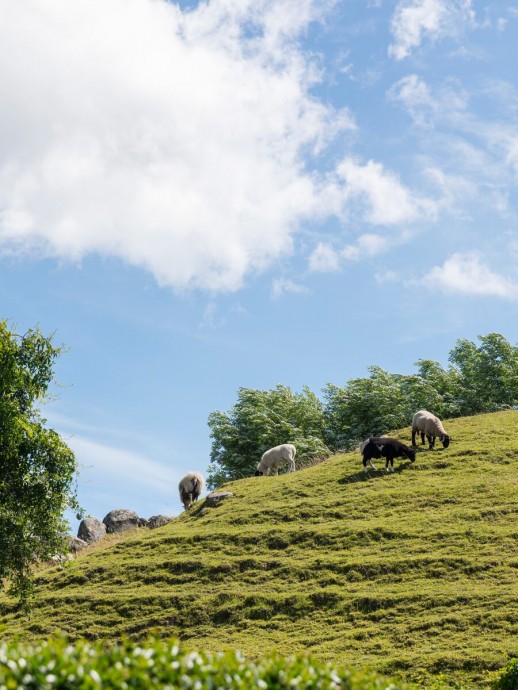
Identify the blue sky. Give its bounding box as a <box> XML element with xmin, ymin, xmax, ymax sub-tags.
<box><xmin>2</xmin><ymin>0</ymin><xmax>518</xmax><ymax>531</ymax></box>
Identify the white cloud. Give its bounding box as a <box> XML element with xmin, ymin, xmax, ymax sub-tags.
<box><xmin>375</xmin><ymin>269</ymin><xmax>398</xmax><ymax>283</ymax></box>
<box><xmin>505</xmin><ymin>138</ymin><xmax>518</xmax><ymax>175</ymax></box>
<box><xmin>271</xmin><ymin>277</ymin><xmax>309</xmax><ymax>299</ymax></box>
<box><xmin>420</xmin><ymin>252</ymin><xmax>518</xmax><ymax>299</ymax></box>
<box><xmin>389</xmin><ymin>0</ymin><xmax>475</xmax><ymax>61</ymax></box>
<box><xmin>0</xmin><ymin>0</ymin><xmax>359</xmax><ymax>293</ymax></box>
<box><xmin>308</xmin><ymin>242</ymin><xmax>341</xmax><ymax>272</ymax></box>
<box><xmin>71</xmin><ymin>436</ymin><xmax>180</xmax><ymax>494</ymax></box>
<box><xmin>387</xmin><ymin>74</ymin><xmax>436</xmax><ymax>127</ymax></box>
<box><xmin>336</xmin><ymin>158</ymin><xmax>437</xmax><ymax>224</ymax></box>
<box><xmin>388</xmin><ymin>74</ymin><xmax>470</xmax><ymax>130</ymax></box>
<box><xmin>342</xmin><ymin>233</ymin><xmax>389</xmax><ymax>260</ymax></box>
<box><xmin>308</xmin><ymin>233</ymin><xmax>403</xmax><ymax>274</ymax></box>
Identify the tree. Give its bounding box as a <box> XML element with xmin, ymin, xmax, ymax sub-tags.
<box><xmin>448</xmin><ymin>333</ymin><xmax>518</xmax><ymax>415</ymax></box>
<box><xmin>0</xmin><ymin>321</ymin><xmax>80</xmax><ymax>605</ymax></box>
<box><xmin>207</xmin><ymin>385</ymin><xmax>329</xmax><ymax>488</ymax></box>
<box><xmin>414</xmin><ymin>359</ymin><xmax>463</xmax><ymax>418</ymax></box>
<box><xmin>323</xmin><ymin>366</ymin><xmax>444</xmax><ymax>450</ymax></box>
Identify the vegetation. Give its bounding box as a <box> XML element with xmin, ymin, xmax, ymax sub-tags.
<box><xmin>208</xmin><ymin>333</ymin><xmax>518</xmax><ymax>485</ymax></box>
<box><xmin>207</xmin><ymin>385</ymin><xmax>329</xmax><ymax>487</ymax></box>
<box><xmin>1</xmin><ymin>411</ymin><xmax>517</xmax><ymax>688</ymax></box>
<box><xmin>0</xmin><ymin>321</ymin><xmax>80</xmax><ymax>604</ymax></box>
<box><xmin>0</xmin><ymin>636</ymin><xmax>418</xmax><ymax>689</ymax></box>
<box><xmin>490</xmin><ymin>658</ymin><xmax>518</xmax><ymax>690</ymax></box>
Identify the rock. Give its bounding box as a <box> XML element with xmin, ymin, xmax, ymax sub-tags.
<box><xmin>78</xmin><ymin>517</ymin><xmax>106</xmax><ymax>544</ymax></box>
<box><xmin>205</xmin><ymin>492</ymin><xmax>233</xmax><ymax>507</ymax></box>
<box><xmin>102</xmin><ymin>509</ymin><xmax>140</xmax><ymax>534</ymax></box>
<box><xmin>138</xmin><ymin>517</ymin><xmax>149</xmax><ymax>528</ymax></box>
<box><xmin>147</xmin><ymin>515</ymin><xmax>172</xmax><ymax>529</ymax></box>
<box><xmin>47</xmin><ymin>552</ymin><xmax>74</xmax><ymax>567</ymax></box>
<box><xmin>68</xmin><ymin>536</ymin><xmax>88</xmax><ymax>553</ymax></box>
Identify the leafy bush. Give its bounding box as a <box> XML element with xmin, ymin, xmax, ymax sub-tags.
<box><xmin>491</xmin><ymin>658</ymin><xmax>518</xmax><ymax>690</ymax></box>
<box><xmin>0</xmin><ymin>636</ymin><xmax>413</xmax><ymax>689</ymax></box>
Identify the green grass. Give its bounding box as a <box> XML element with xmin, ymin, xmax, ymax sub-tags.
<box><xmin>1</xmin><ymin>411</ymin><xmax>518</xmax><ymax>689</ymax></box>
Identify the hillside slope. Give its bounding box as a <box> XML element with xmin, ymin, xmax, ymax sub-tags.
<box><xmin>1</xmin><ymin>411</ymin><xmax>518</xmax><ymax>688</ymax></box>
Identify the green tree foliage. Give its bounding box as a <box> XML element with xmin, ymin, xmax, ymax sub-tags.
<box><xmin>448</xmin><ymin>333</ymin><xmax>518</xmax><ymax>415</ymax></box>
<box><xmin>207</xmin><ymin>385</ymin><xmax>329</xmax><ymax>488</ymax></box>
<box><xmin>323</xmin><ymin>366</ymin><xmax>444</xmax><ymax>450</ymax></box>
<box><xmin>0</xmin><ymin>321</ymin><xmax>80</xmax><ymax>604</ymax></box>
<box><xmin>414</xmin><ymin>359</ymin><xmax>463</xmax><ymax>418</ymax></box>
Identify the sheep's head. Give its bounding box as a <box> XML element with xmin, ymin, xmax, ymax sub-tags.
<box><xmin>181</xmin><ymin>490</ymin><xmax>194</xmax><ymax>509</ymax></box>
<box><xmin>440</xmin><ymin>435</ymin><xmax>450</xmax><ymax>448</ymax></box>
<box><xmin>408</xmin><ymin>449</ymin><xmax>416</xmax><ymax>463</ymax></box>
<box><xmin>254</xmin><ymin>470</ymin><xmax>264</xmax><ymax>476</ymax></box>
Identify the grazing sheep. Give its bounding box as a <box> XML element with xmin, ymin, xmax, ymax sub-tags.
<box><xmin>359</xmin><ymin>435</ymin><xmax>389</xmax><ymax>454</ymax></box>
<box><xmin>255</xmin><ymin>443</ymin><xmax>296</xmax><ymax>476</ymax></box>
<box><xmin>412</xmin><ymin>410</ymin><xmax>450</xmax><ymax>450</ymax></box>
<box><xmin>361</xmin><ymin>437</ymin><xmax>416</xmax><ymax>473</ymax></box>
<box><xmin>178</xmin><ymin>471</ymin><xmax>205</xmax><ymax>510</ymax></box>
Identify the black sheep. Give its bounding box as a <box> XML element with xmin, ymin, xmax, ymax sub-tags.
<box><xmin>361</xmin><ymin>437</ymin><xmax>416</xmax><ymax>473</ymax></box>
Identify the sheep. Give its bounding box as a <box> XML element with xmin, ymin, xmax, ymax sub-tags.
<box><xmin>255</xmin><ymin>443</ymin><xmax>296</xmax><ymax>476</ymax></box>
<box><xmin>359</xmin><ymin>435</ymin><xmax>389</xmax><ymax>454</ymax></box>
<box><xmin>412</xmin><ymin>410</ymin><xmax>450</xmax><ymax>450</ymax></box>
<box><xmin>178</xmin><ymin>471</ymin><xmax>205</xmax><ymax>510</ymax></box>
<box><xmin>361</xmin><ymin>437</ymin><xmax>416</xmax><ymax>473</ymax></box>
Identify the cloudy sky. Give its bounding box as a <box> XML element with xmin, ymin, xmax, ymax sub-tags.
<box><xmin>2</xmin><ymin>0</ymin><xmax>518</xmax><ymax>528</ymax></box>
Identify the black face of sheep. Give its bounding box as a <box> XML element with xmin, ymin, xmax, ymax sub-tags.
<box><xmin>181</xmin><ymin>489</ymin><xmax>193</xmax><ymax>507</ymax></box>
<box><xmin>441</xmin><ymin>435</ymin><xmax>451</xmax><ymax>448</ymax></box>
<box><xmin>255</xmin><ymin>470</ymin><xmax>264</xmax><ymax>476</ymax></box>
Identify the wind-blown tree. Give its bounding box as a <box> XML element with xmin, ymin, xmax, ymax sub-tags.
<box><xmin>414</xmin><ymin>358</ymin><xmax>463</xmax><ymax>418</ymax></box>
<box><xmin>207</xmin><ymin>385</ymin><xmax>329</xmax><ymax>488</ymax></box>
<box><xmin>448</xmin><ymin>333</ymin><xmax>518</xmax><ymax>415</ymax></box>
<box><xmin>323</xmin><ymin>366</ymin><xmax>444</xmax><ymax>450</ymax></box>
<box><xmin>0</xmin><ymin>321</ymin><xmax>80</xmax><ymax>605</ymax></box>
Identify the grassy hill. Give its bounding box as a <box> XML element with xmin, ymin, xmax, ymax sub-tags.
<box><xmin>1</xmin><ymin>411</ymin><xmax>518</xmax><ymax>688</ymax></box>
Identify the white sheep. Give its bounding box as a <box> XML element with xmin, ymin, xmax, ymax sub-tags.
<box><xmin>255</xmin><ymin>443</ymin><xmax>296</xmax><ymax>476</ymax></box>
<box><xmin>178</xmin><ymin>471</ymin><xmax>205</xmax><ymax>510</ymax></box>
<box><xmin>411</xmin><ymin>410</ymin><xmax>450</xmax><ymax>450</ymax></box>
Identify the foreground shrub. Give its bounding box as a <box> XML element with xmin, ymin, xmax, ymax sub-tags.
<box><xmin>491</xmin><ymin>658</ymin><xmax>518</xmax><ymax>690</ymax></box>
<box><xmin>0</xmin><ymin>636</ymin><xmax>412</xmax><ymax>689</ymax></box>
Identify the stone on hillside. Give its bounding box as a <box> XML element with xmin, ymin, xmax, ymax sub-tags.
<box><xmin>78</xmin><ymin>517</ymin><xmax>106</xmax><ymax>544</ymax></box>
<box><xmin>47</xmin><ymin>552</ymin><xmax>74</xmax><ymax>566</ymax></box>
<box><xmin>68</xmin><ymin>536</ymin><xmax>88</xmax><ymax>553</ymax></box>
<box><xmin>206</xmin><ymin>492</ymin><xmax>233</xmax><ymax>507</ymax></box>
<box><xmin>138</xmin><ymin>517</ymin><xmax>149</xmax><ymax>528</ymax></box>
<box><xmin>147</xmin><ymin>515</ymin><xmax>172</xmax><ymax>529</ymax></box>
<box><xmin>103</xmin><ymin>509</ymin><xmax>140</xmax><ymax>534</ymax></box>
